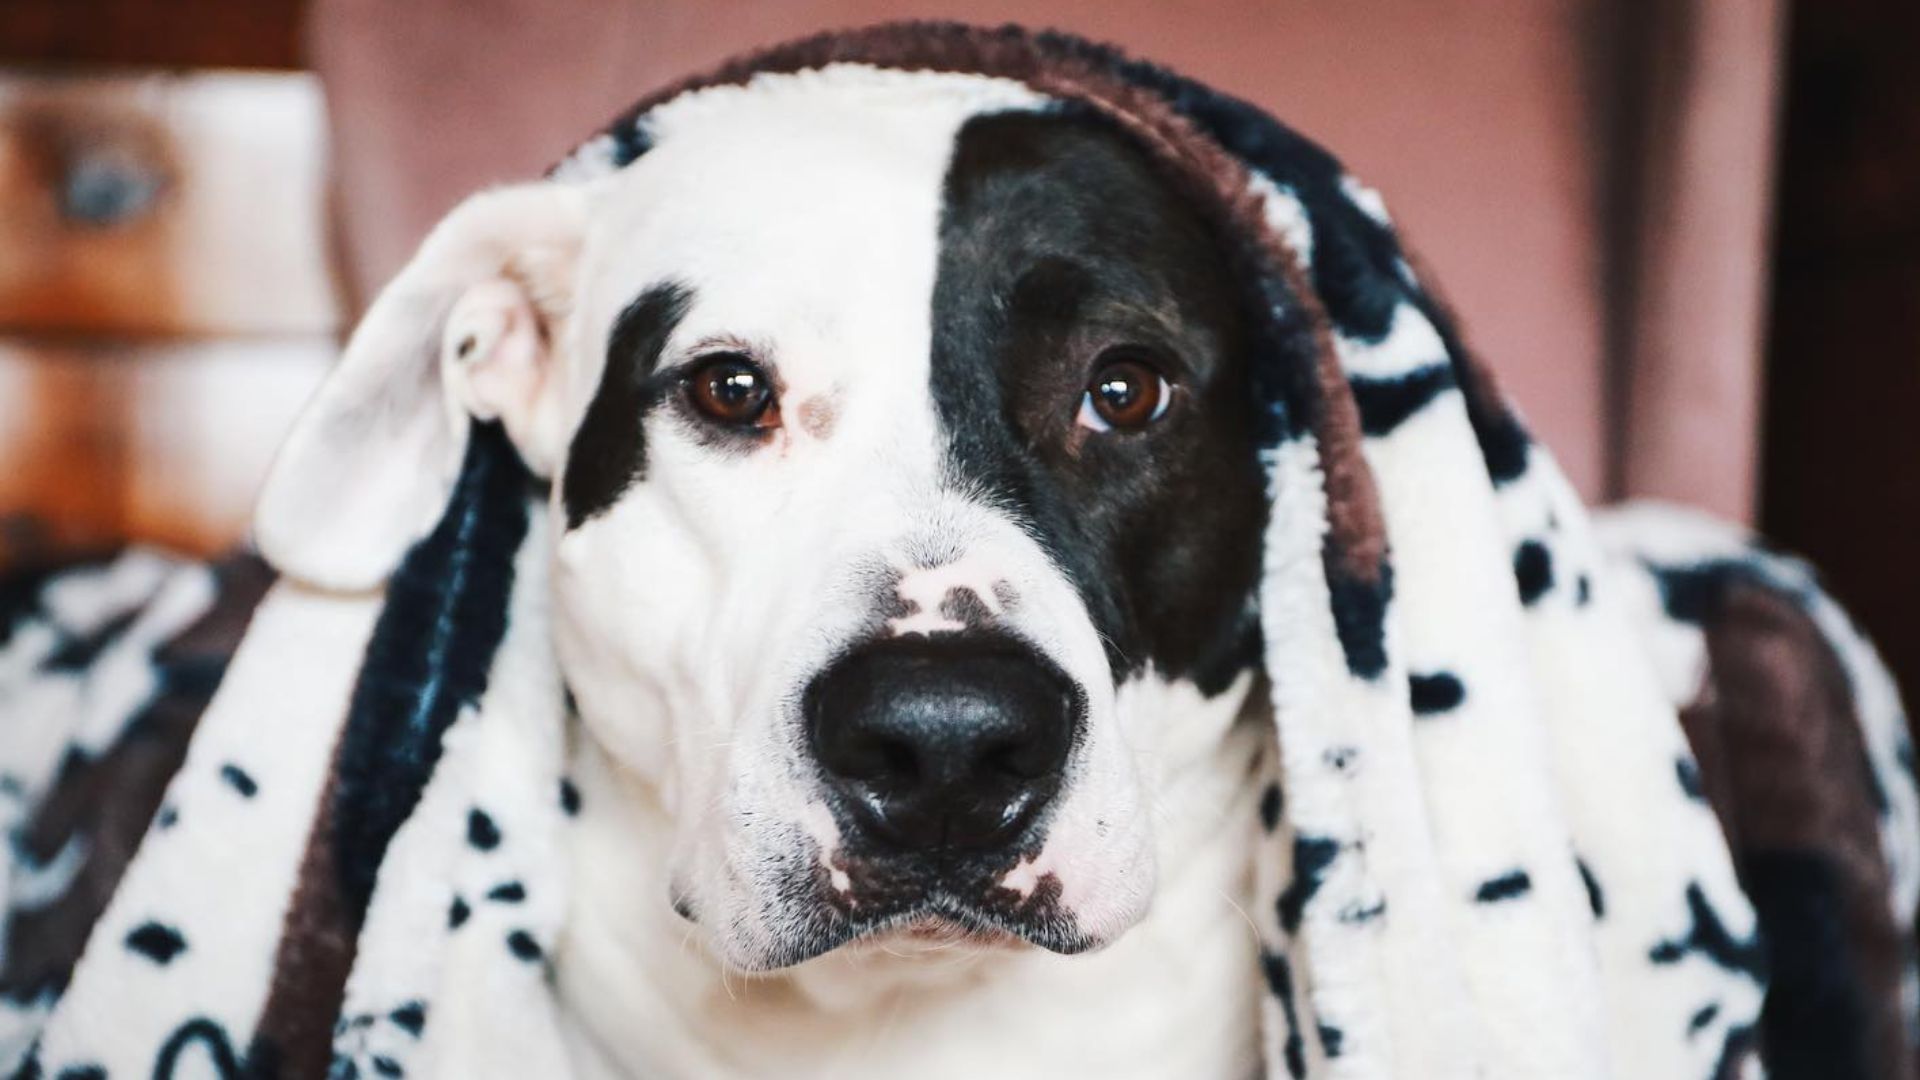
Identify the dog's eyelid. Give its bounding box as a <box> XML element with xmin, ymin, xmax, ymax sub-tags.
<box><xmin>663</xmin><ymin>335</ymin><xmax>781</xmax><ymax>382</ymax></box>
<box><xmin>1087</xmin><ymin>341</ymin><xmax>1187</xmax><ymax>384</ymax></box>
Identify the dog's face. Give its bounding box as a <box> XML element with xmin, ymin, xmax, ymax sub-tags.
<box><xmin>260</xmin><ymin>74</ymin><xmax>1266</xmax><ymax>971</ymax></box>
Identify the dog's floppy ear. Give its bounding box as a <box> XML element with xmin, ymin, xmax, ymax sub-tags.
<box><xmin>256</xmin><ymin>182</ymin><xmax>588</xmax><ymax>591</ymax></box>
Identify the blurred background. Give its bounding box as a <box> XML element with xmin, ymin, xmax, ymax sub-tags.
<box><xmin>0</xmin><ymin>0</ymin><xmax>1914</xmax><ymax>688</ymax></box>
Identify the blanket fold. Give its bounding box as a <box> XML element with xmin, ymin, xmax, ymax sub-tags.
<box><xmin>2</xmin><ymin>22</ymin><xmax>1914</xmax><ymax>1080</ymax></box>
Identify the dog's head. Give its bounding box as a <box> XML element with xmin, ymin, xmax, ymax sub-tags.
<box><xmin>259</xmin><ymin>72</ymin><xmax>1267</xmax><ymax>969</ymax></box>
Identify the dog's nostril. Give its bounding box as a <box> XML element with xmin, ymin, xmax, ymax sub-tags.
<box><xmin>805</xmin><ymin>639</ymin><xmax>1076</xmax><ymax>852</ymax></box>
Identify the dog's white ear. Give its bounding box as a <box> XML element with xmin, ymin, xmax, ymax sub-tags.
<box><xmin>256</xmin><ymin>182</ymin><xmax>588</xmax><ymax>591</ymax></box>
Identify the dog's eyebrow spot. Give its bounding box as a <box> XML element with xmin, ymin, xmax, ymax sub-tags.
<box><xmin>562</xmin><ymin>279</ymin><xmax>694</xmax><ymax>529</ymax></box>
<box><xmin>796</xmin><ymin>392</ymin><xmax>840</xmax><ymax>440</ymax></box>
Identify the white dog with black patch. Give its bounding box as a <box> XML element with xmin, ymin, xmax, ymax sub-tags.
<box><xmin>260</xmin><ymin>68</ymin><xmax>1273</xmax><ymax>1078</ymax></box>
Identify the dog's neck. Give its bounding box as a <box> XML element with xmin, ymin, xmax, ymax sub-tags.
<box><xmin>553</xmin><ymin>675</ymin><xmax>1268</xmax><ymax>1080</ymax></box>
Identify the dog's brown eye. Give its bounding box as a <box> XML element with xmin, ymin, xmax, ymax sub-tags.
<box><xmin>1080</xmin><ymin>354</ymin><xmax>1171</xmax><ymax>432</ymax></box>
<box><xmin>687</xmin><ymin>354</ymin><xmax>775</xmax><ymax>426</ymax></box>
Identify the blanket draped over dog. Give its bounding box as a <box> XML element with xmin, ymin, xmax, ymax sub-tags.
<box><xmin>3</xmin><ymin>22</ymin><xmax>1917</xmax><ymax>1080</ymax></box>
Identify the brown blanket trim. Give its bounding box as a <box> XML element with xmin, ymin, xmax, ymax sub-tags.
<box><xmin>0</xmin><ymin>553</ymin><xmax>274</xmax><ymax>1014</ymax></box>
<box><xmin>1681</xmin><ymin>575</ymin><xmax>1911</xmax><ymax>1080</ymax></box>
<box><xmin>245</xmin><ymin>758</ymin><xmax>356</xmax><ymax>1078</ymax></box>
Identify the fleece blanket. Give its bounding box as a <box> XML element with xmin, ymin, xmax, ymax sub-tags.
<box><xmin>2</xmin><ymin>22</ymin><xmax>1916</xmax><ymax>1080</ymax></box>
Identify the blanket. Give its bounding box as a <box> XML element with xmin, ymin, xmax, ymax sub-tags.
<box><xmin>2</xmin><ymin>22</ymin><xmax>1915</xmax><ymax>1080</ymax></box>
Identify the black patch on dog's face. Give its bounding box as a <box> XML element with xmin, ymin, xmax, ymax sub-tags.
<box><xmin>562</xmin><ymin>281</ymin><xmax>693</xmax><ymax>528</ymax></box>
<box><xmin>930</xmin><ymin>110</ymin><xmax>1265</xmax><ymax>691</ymax></box>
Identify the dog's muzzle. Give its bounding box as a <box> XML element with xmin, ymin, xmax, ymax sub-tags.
<box><xmin>805</xmin><ymin>636</ymin><xmax>1077</xmax><ymax>853</ymax></box>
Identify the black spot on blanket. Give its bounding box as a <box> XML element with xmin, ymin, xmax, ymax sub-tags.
<box><xmin>1514</xmin><ymin>540</ymin><xmax>1554</xmax><ymax>606</ymax></box>
<box><xmin>1646</xmin><ymin>558</ymin><xmax>1767</xmax><ymax>627</ymax></box>
<box><xmin>1316</xmin><ymin>1023</ymin><xmax>1345</xmax><ymax>1059</ymax></box>
<box><xmin>1327</xmin><ymin>561</ymin><xmax>1392</xmax><ymax>680</ymax></box>
<box><xmin>1648</xmin><ymin>882</ymin><xmax>1766</xmax><ymax>982</ymax></box>
<box><xmin>559</xmin><ymin>777</ymin><xmax>582</xmax><ymax>817</ymax></box>
<box><xmin>1577</xmin><ymin>857</ymin><xmax>1606</xmax><ymax>920</ymax></box>
<box><xmin>606</xmin><ymin>119</ymin><xmax>652</xmax><ymax>169</ymax></box>
<box><xmin>153</xmin><ymin>1018</ymin><xmax>244</xmax><ymax>1080</ymax></box>
<box><xmin>467</xmin><ymin>809</ymin><xmax>501</xmax><ymax>852</ymax></box>
<box><xmin>219</xmin><ymin>763</ymin><xmax>257</xmax><ymax>798</ymax></box>
<box><xmin>1259</xmin><ymin>950</ymin><xmax>1309</xmax><ymax>1080</ymax></box>
<box><xmin>1689</xmin><ymin>1002</ymin><xmax>1720</xmax><ymax>1036</ymax></box>
<box><xmin>1677</xmin><ymin>757</ymin><xmax>1707</xmax><ymax>801</ymax></box>
<box><xmin>372</xmin><ymin>1055</ymin><xmax>403</xmax><ymax>1078</ymax></box>
<box><xmin>506</xmin><ymin>930</ymin><xmax>543</xmax><ymax>962</ymax></box>
<box><xmin>1475</xmin><ymin>869</ymin><xmax>1532</xmax><ymax>903</ymax></box>
<box><xmin>389</xmin><ymin>1001</ymin><xmax>427</xmax><ymax>1037</ymax></box>
<box><xmin>1349</xmin><ymin>365</ymin><xmax>1455</xmax><ymax>437</ymax></box>
<box><xmin>1409</xmin><ymin>671</ymin><xmax>1465</xmax><ymax>716</ymax></box>
<box><xmin>1277</xmin><ymin>836</ymin><xmax>1340</xmax><ymax>935</ymax></box>
<box><xmin>487</xmin><ymin>881</ymin><xmax>526</xmax><ymax>903</ymax></box>
<box><xmin>1338</xmin><ymin>897</ymin><xmax>1387</xmax><ymax>925</ymax></box>
<box><xmin>125</xmin><ymin>921</ymin><xmax>186</xmax><ymax>964</ymax></box>
<box><xmin>52</xmin><ymin>1066</ymin><xmax>103</xmax><ymax>1080</ymax></box>
<box><xmin>1259</xmin><ymin>782</ymin><xmax>1284</xmax><ymax>832</ymax></box>
<box><xmin>448</xmin><ymin>896</ymin><xmax>470</xmax><ymax>930</ymax></box>
<box><xmin>42</xmin><ymin>609</ymin><xmax>137</xmax><ymax>673</ymax></box>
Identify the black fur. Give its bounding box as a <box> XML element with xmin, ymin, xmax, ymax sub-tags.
<box><xmin>562</xmin><ymin>282</ymin><xmax>693</xmax><ymax>529</ymax></box>
<box><xmin>931</xmin><ymin>110</ymin><xmax>1266</xmax><ymax>690</ymax></box>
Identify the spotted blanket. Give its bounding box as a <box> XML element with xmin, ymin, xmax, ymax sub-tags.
<box><xmin>3</xmin><ymin>23</ymin><xmax>1916</xmax><ymax>1080</ymax></box>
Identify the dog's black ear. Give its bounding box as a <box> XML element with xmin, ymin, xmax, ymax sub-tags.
<box><xmin>255</xmin><ymin>182</ymin><xmax>587</xmax><ymax>590</ymax></box>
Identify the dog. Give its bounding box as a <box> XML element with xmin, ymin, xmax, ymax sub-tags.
<box><xmin>253</xmin><ymin>74</ymin><xmax>1275</xmax><ymax>1077</ymax></box>
<box><xmin>5</xmin><ymin>49</ymin><xmax>1912</xmax><ymax>1080</ymax></box>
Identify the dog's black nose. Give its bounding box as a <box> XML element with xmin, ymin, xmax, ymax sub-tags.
<box><xmin>805</xmin><ymin>639</ymin><xmax>1077</xmax><ymax>852</ymax></box>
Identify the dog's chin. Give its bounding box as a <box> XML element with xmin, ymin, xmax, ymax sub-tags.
<box><xmin>722</xmin><ymin>894</ymin><xmax>1104</xmax><ymax>973</ymax></box>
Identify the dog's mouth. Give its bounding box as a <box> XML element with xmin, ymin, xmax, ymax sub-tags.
<box><xmin>739</xmin><ymin>859</ymin><xmax>1098</xmax><ymax>970</ymax></box>
<box><xmin>847</xmin><ymin>913</ymin><xmax>1027</xmax><ymax>955</ymax></box>
<box><xmin>801</xmin><ymin>891</ymin><xmax>1095</xmax><ymax>963</ymax></box>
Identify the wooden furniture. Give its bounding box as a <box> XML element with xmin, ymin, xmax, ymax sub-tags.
<box><xmin>0</xmin><ymin>70</ymin><xmax>336</xmax><ymax>559</ymax></box>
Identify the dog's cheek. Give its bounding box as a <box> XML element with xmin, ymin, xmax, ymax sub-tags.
<box><xmin>1002</xmin><ymin>695</ymin><xmax>1157</xmax><ymax>946</ymax></box>
<box><xmin>551</xmin><ymin>510</ymin><xmax>712</xmax><ymax>789</ymax></box>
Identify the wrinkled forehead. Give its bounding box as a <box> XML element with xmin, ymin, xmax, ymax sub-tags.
<box><xmin>573</xmin><ymin>69</ymin><xmax>1048</xmax><ymax>385</ymax></box>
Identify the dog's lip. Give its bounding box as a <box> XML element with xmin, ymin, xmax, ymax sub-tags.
<box><xmin>840</xmin><ymin>913</ymin><xmax>1032</xmax><ymax>957</ymax></box>
<box><xmin>896</xmin><ymin>915</ymin><xmax>1023</xmax><ymax>946</ymax></box>
<box><xmin>835</xmin><ymin>895</ymin><xmax>1071</xmax><ymax>955</ymax></box>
